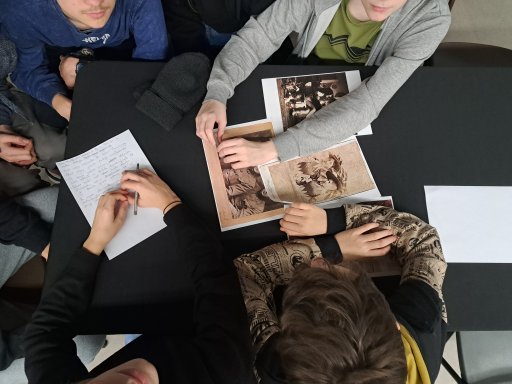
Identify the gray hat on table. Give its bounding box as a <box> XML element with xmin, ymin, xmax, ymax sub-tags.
<box><xmin>136</xmin><ymin>52</ymin><xmax>211</xmax><ymax>131</ymax></box>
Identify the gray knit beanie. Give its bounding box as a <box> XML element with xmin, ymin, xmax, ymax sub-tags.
<box><xmin>0</xmin><ymin>35</ymin><xmax>17</xmax><ymax>78</ymax></box>
<box><xmin>136</xmin><ymin>52</ymin><xmax>211</xmax><ymax>131</ymax></box>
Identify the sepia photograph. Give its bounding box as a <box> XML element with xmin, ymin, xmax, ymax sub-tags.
<box><xmin>260</xmin><ymin>139</ymin><xmax>377</xmax><ymax>204</ymax></box>
<box><xmin>203</xmin><ymin>120</ymin><xmax>285</xmax><ymax>231</ymax></box>
<box><xmin>262</xmin><ymin>71</ymin><xmax>372</xmax><ymax>136</ymax></box>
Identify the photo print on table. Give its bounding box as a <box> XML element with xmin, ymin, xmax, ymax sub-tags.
<box><xmin>262</xmin><ymin>71</ymin><xmax>372</xmax><ymax>135</ymax></box>
<box><xmin>203</xmin><ymin>120</ymin><xmax>285</xmax><ymax>231</ymax></box>
<box><xmin>259</xmin><ymin>139</ymin><xmax>377</xmax><ymax>204</ymax></box>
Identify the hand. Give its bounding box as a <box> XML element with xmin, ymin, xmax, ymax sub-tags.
<box><xmin>51</xmin><ymin>94</ymin><xmax>72</xmax><ymax>121</ymax></box>
<box><xmin>120</xmin><ymin>168</ymin><xmax>181</xmax><ymax>213</ymax></box>
<box><xmin>83</xmin><ymin>191</ymin><xmax>129</xmax><ymax>255</ymax></box>
<box><xmin>217</xmin><ymin>138</ymin><xmax>278</xmax><ymax>169</ymax></box>
<box><xmin>0</xmin><ymin>129</ymin><xmax>37</xmax><ymax>165</ymax></box>
<box><xmin>195</xmin><ymin>99</ymin><xmax>227</xmax><ymax>146</ymax></box>
<box><xmin>41</xmin><ymin>243</ymin><xmax>50</xmax><ymax>261</ymax></box>
<box><xmin>59</xmin><ymin>56</ymin><xmax>79</xmax><ymax>89</ymax></box>
<box><xmin>334</xmin><ymin>223</ymin><xmax>397</xmax><ymax>261</ymax></box>
<box><xmin>280</xmin><ymin>203</ymin><xmax>327</xmax><ymax>236</ymax></box>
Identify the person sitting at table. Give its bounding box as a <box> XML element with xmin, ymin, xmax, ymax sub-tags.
<box><xmin>0</xmin><ymin>187</ymin><xmax>106</xmax><ymax>382</ymax></box>
<box><xmin>0</xmin><ymin>34</ymin><xmax>66</xmax><ymax>194</ymax></box>
<box><xmin>196</xmin><ymin>0</ymin><xmax>451</xmax><ymax>169</ymax></box>
<box><xmin>24</xmin><ymin>169</ymin><xmax>256</xmax><ymax>384</ymax></box>
<box><xmin>0</xmin><ymin>0</ymin><xmax>168</xmax><ymax>121</ymax></box>
<box><xmin>162</xmin><ymin>0</ymin><xmax>276</xmax><ymax>57</ymax></box>
<box><xmin>234</xmin><ymin>201</ymin><xmax>447</xmax><ymax>383</ymax></box>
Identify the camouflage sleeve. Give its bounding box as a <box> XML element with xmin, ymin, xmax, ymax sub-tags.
<box><xmin>343</xmin><ymin>204</ymin><xmax>447</xmax><ymax>320</ymax></box>
<box><xmin>233</xmin><ymin>238</ymin><xmax>322</xmax><ymax>355</ymax></box>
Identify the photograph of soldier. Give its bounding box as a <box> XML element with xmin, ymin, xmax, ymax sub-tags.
<box><xmin>264</xmin><ymin>140</ymin><xmax>376</xmax><ymax>204</ymax></box>
<box><xmin>276</xmin><ymin>72</ymin><xmax>349</xmax><ymax>129</ymax></box>
<box><xmin>203</xmin><ymin>120</ymin><xmax>284</xmax><ymax>231</ymax></box>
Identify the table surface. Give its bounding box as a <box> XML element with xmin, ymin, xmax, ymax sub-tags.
<box><xmin>46</xmin><ymin>62</ymin><xmax>512</xmax><ymax>333</ymax></box>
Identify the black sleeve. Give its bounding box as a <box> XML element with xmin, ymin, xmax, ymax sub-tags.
<box><xmin>325</xmin><ymin>205</ymin><xmax>347</xmax><ymax>235</ymax></box>
<box><xmin>24</xmin><ymin>249</ymin><xmax>101</xmax><ymax>384</ymax></box>
<box><xmin>0</xmin><ymin>198</ymin><xmax>52</xmax><ymax>254</ymax></box>
<box><xmin>389</xmin><ymin>280</ymin><xmax>447</xmax><ymax>382</ymax></box>
<box><xmin>162</xmin><ymin>204</ymin><xmax>256</xmax><ymax>384</ymax></box>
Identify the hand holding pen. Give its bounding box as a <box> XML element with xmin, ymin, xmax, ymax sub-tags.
<box><xmin>120</xmin><ymin>168</ymin><xmax>182</xmax><ymax>214</ymax></box>
<box><xmin>134</xmin><ymin>163</ymin><xmax>139</xmax><ymax>215</ymax></box>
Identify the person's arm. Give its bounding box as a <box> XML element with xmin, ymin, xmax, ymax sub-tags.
<box><xmin>272</xmin><ymin>7</ymin><xmax>451</xmax><ymax>161</ymax></box>
<box><xmin>24</xmin><ymin>192</ymin><xmax>128</xmax><ymax>384</ymax></box>
<box><xmin>233</xmin><ymin>238</ymin><xmax>322</xmax><ymax>355</ymax></box>
<box><xmin>205</xmin><ymin>0</ymin><xmax>313</xmax><ymax>105</ymax></box>
<box><xmin>343</xmin><ymin>204</ymin><xmax>447</xmax><ymax>322</ymax></box>
<box><xmin>130</xmin><ymin>0</ymin><xmax>169</xmax><ymax>60</ymax></box>
<box><xmin>0</xmin><ymin>198</ymin><xmax>51</xmax><ymax>255</ymax></box>
<box><xmin>164</xmin><ymin>204</ymin><xmax>256</xmax><ymax>383</ymax></box>
<box><xmin>10</xmin><ymin>41</ymin><xmax>69</xmax><ymax>109</ymax></box>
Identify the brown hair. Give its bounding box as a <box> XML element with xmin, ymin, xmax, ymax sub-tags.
<box><xmin>277</xmin><ymin>266</ymin><xmax>406</xmax><ymax>384</ymax></box>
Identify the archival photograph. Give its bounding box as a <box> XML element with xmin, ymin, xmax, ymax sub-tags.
<box><xmin>260</xmin><ymin>139</ymin><xmax>376</xmax><ymax>204</ymax></box>
<box><xmin>203</xmin><ymin>120</ymin><xmax>285</xmax><ymax>231</ymax></box>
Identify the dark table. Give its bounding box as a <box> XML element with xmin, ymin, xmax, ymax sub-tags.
<box><xmin>46</xmin><ymin>62</ymin><xmax>512</xmax><ymax>333</ymax></box>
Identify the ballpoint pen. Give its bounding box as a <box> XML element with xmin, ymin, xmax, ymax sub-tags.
<box><xmin>134</xmin><ymin>163</ymin><xmax>139</xmax><ymax>215</ymax></box>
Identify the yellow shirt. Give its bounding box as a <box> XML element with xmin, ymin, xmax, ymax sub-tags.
<box><xmin>314</xmin><ymin>1</ymin><xmax>383</xmax><ymax>63</ymax></box>
<box><xmin>400</xmin><ymin>324</ymin><xmax>431</xmax><ymax>384</ymax></box>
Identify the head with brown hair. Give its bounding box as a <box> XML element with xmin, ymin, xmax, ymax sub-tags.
<box><xmin>277</xmin><ymin>265</ymin><xmax>406</xmax><ymax>384</ymax></box>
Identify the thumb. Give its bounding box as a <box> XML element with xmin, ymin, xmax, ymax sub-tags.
<box><xmin>115</xmin><ymin>201</ymin><xmax>128</xmax><ymax>225</ymax></box>
<box><xmin>7</xmin><ymin>135</ymin><xmax>30</xmax><ymax>146</ymax></box>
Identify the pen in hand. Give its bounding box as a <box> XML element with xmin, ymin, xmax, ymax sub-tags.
<box><xmin>134</xmin><ymin>163</ymin><xmax>139</xmax><ymax>215</ymax></box>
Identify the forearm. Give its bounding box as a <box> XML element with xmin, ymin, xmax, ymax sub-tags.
<box><xmin>24</xmin><ymin>248</ymin><xmax>101</xmax><ymax>384</ymax></box>
<box><xmin>0</xmin><ymin>81</ymin><xmax>12</xmax><ymax>126</ymax></box>
<box><xmin>343</xmin><ymin>204</ymin><xmax>447</xmax><ymax>296</ymax></box>
<box><xmin>234</xmin><ymin>238</ymin><xmax>322</xmax><ymax>353</ymax></box>
<box><xmin>205</xmin><ymin>0</ymin><xmax>313</xmax><ymax>104</ymax></box>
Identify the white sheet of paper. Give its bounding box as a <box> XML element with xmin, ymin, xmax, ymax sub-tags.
<box><xmin>261</xmin><ymin>70</ymin><xmax>372</xmax><ymax>136</ymax></box>
<box><xmin>424</xmin><ymin>186</ymin><xmax>512</xmax><ymax>263</ymax></box>
<box><xmin>57</xmin><ymin>130</ymin><xmax>166</xmax><ymax>259</ymax></box>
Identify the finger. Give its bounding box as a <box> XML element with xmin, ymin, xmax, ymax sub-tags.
<box><xmin>354</xmin><ymin>222</ymin><xmax>381</xmax><ymax>235</ymax></box>
<box><xmin>282</xmin><ymin>213</ymin><xmax>304</xmax><ymax>224</ymax></box>
<box><xmin>4</xmin><ymin>150</ymin><xmax>33</xmax><ymax>162</ymax></box>
<box><xmin>217</xmin><ymin>117</ymin><xmax>227</xmax><ymax>140</ymax></box>
<box><xmin>195</xmin><ymin>118</ymin><xmax>207</xmax><ymax>141</ymax></box>
<box><xmin>121</xmin><ymin>170</ymin><xmax>144</xmax><ymax>183</ymax></box>
<box><xmin>290</xmin><ymin>202</ymin><xmax>313</xmax><ymax>210</ymax></box>
<box><xmin>115</xmin><ymin>200</ymin><xmax>128</xmax><ymax>224</ymax></box>
<box><xmin>231</xmin><ymin>161</ymin><xmax>250</xmax><ymax>170</ymax></box>
<box><xmin>367</xmin><ymin>245</ymin><xmax>391</xmax><ymax>257</ymax></box>
<box><xmin>222</xmin><ymin>154</ymin><xmax>240</xmax><ymax>164</ymax></box>
<box><xmin>284</xmin><ymin>207</ymin><xmax>307</xmax><ymax>217</ymax></box>
<box><xmin>217</xmin><ymin>138</ymin><xmax>241</xmax><ymax>152</ymax></box>
<box><xmin>364</xmin><ymin>229</ymin><xmax>395</xmax><ymax>242</ymax></box>
<box><xmin>279</xmin><ymin>220</ymin><xmax>302</xmax><ymax>232</ymax></box>
<box><xmin>139</xmin><ymin>168</ymin><xmax>153</xmax><ymax>176</ymax></box>
<box><xmin>120</xmin><ymin>179</ymin><xmax>142</xmax><ymax>192</ymax></box>
<box><xmin>369</xmin><ymin>235</ymin><xmax>397</xmax><ymax>249</ymax></box>
<box><xmin>6</xmin><ymin>135</ymin><xmax>31</xmax><ymax>146</ymax></box>
<box><xmin>218</xmin><ymin>145</ymin><xmax>240</xmax><ymax>158</ymax></box>
<box><xmin>205</xmin><ymin>126</ymin><xmax>217</xmax><ymax>147</ymax></box>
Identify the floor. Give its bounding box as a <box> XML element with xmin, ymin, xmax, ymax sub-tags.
<box><xmin>86</xmin><ymin>1</ymin><xmax>512</xmax><ymax>382</ymax></box>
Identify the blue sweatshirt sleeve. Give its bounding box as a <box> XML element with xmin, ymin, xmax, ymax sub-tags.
<box><xmin>10</xmin><ymin>40</ymin><xmax>68</xmax><ymax>107</ymax></box>
<box><xmin>130</xmin><ymin>0</ymin><xmax>168</xmax><ymax>60</ymax></box>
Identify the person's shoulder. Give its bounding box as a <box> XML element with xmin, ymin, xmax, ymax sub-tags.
<box><xmin>402</xmin><ymin>0</ymin><xmax>451</xmax><ymax>17</ymax></box>
<box><xmin>1</xmin><ymin>0</ymin><xmax>49</xmax><ymax>31</ymax></box>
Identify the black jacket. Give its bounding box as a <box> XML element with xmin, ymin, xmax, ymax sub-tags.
<box><xmin>0</xmin><ymin>198</ymin><xmax>51</xmax><ymax>254</ymax></box>
<box><xmin>24</xmin><ymin>204</ymin><xmax>256</xmax><ymax>384</ymax></box>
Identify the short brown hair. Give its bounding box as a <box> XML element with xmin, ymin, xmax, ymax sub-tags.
<box><xmin>277</xmin><ymin>265</ymin><xmax>406</xmax><ymax>384</ymax></box>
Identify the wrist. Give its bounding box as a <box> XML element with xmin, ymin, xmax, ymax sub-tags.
<box><xmin>162</xmin><ymin>199</ymin><xmax>182</xmax><ymax>214</ymax></box>
<box><xmin>264</xmin><ymin>140</ymin><xmax>279</xmax><ymax>162</ymax></box>
<box><xmin>83</xmin><ymin>236</ymin><xmax>105</xmax><ymax>256</ymax></box>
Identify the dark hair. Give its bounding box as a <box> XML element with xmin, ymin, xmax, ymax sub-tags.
<box><xmin>277</xmin><ymin>266</ymin><xmax>406</xmax><ymax>384</ymax></box>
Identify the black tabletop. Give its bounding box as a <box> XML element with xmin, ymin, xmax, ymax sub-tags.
<box><xmin>46</xmin><ymin>62</ymin><xmax>512</xmax><ymax>333</ymax></box>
